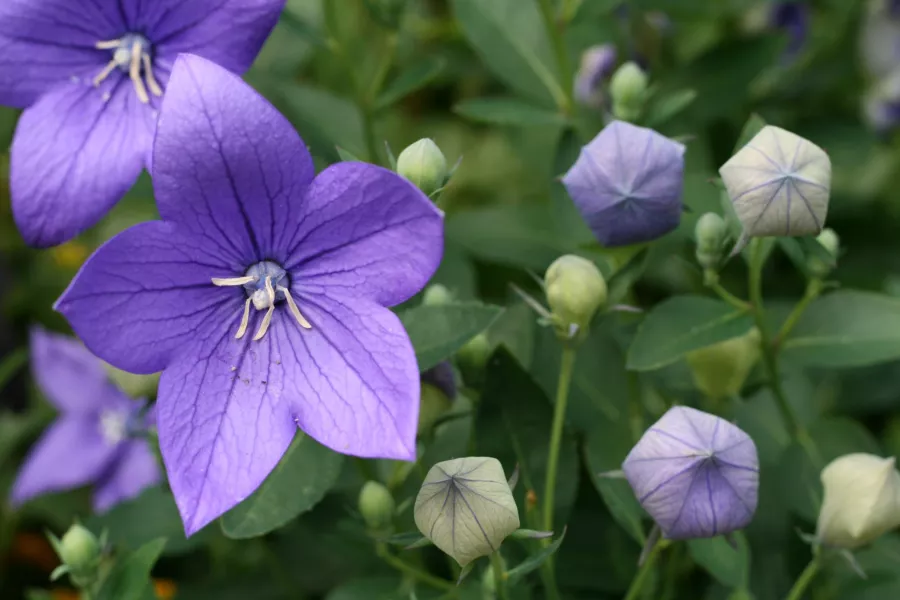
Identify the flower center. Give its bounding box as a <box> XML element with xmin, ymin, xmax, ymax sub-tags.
<box><xmin>92</xmin><ymin>33</ymin><xmax>163</xmax><ymax>104</ymax></box>
<box><xmin>212</xmin><ymin>261</ymin><xmax>312</xmax><ymax>341</ymax></box>
<box><xmin>99</xmin><ymin>409</ymin><xmax>128</xmax><ymax>445</ymax></box>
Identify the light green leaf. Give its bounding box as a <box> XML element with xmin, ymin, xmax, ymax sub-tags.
<box><xmin>376</xmin><ymin>58</ymin><xmax>445</xmax><ymax>110</ymax></box>
<box><xmin>454</xmin><ymin>98</ymin><xmax>566</xmax><ymax>127</ymax></box>
<box><xmin>95</xmin><ymin>538</ymin><xmax>166</xmax><ymax>600</ymax></box>
<box><xmin>276</xmin><ymin>84</ymin><xmax>365</xmax><ymax>160</ymax></box>
<box><xmin>782</xmin><ymin>291</ymin><xmax>900</xmax><ymax>368</ymax></box>
<box><xmin>221</xmin><ymin>433</ymin><xmax>343</xmax><ymax>538</ymax></box>
<box><xmin>626</xmin><ymin>296</ymin><xmax>754</xmax><ymax>371</ymax></box>
<box><xmin>734</xmin><ymin>113</ymin><xmax>768</xmax><ymax>152</ymax></box>
<box><xmin>451</xmin><ymin>0</ymin><xmax>563</xmax><ymax>108</ymax></box>
<box><xmin>505</xmin><ymin>528</ymin><xmax>567</xmax><ymax>584</ymax></box>
<box><xmin>400</xmin><ymin>302</ymin><xmax>504</xmax><ymax>371</ymax></box>
<box><xmin>644</xmin><ymin>89</ymin><xmax>697</xmax><ymax>128</ymax></box>
<box><xmin>687</xmin><ymin>533</ymin><xmax>751</xmax><ymax>589</ymax></box>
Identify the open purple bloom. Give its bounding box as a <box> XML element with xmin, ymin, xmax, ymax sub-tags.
<box><xmin>562</xmin><ymin>120</ymin><xmax>685</xmax><ymax>247</ymax></box>
<box><xmin>55</xmin><ymin>55</ymin><xmax>445</xmax><ymax>535</ymax></box>
<box><xmin>574</xmin><ymin>44</ymin><xmax>617</xmax><ymax>108</ymax></box>
<box><xmin>622</xmin><ymin>406</ymin><xmax>759</xmax><ymax>540</ymax></box>
<box><xmin>770</xmin><ymin>2</ymin><xmax>810</xmax><ymax>60</ymax></box>
<box><xmin>11</xmin><ymin>327</ymin><xmax>159</xmax><ymax>513</ymax></box>
<box><xmin>0</xmin><ymin>0</ymin><xmax>285</xmax><ymax>248</ymax></box>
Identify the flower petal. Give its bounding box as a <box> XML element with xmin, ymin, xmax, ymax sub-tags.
<box><xmin>10</xmin><ymin>416</ymin><xmax>117</xmax><ymax>506</ymax></box>
<box><xmin>286</xmin><ymin>162</ymin><xmax>444</xmax><ymax>307</ymax></box>
<box><xmin>275</xmin><ymin>295</ymin><xmax>419</xmax><ymax>461</ymax></box>
<box><xmin>10</xmin><ymin>78</ymin><xmax>154</xmax><ymax>247</ymax></box>
<box><xmin>55</xmin><ymin>221</ymin><xmax>239</xmax><ymax>374</ymax></box>
<box><xmin>152</xmin><ymin>54</ymin><xmax>315</xmax><ymax>266</ymax></box>
<box><xmin>156</xmin><ymin>302</ymin><xmax>298</xmax><ymax>535</ymax></box>
<box><xmin>143</xmin><ymin>0</ymin><xmax>285</xmax><ymax>74</ymax></box>
<box><xmin>0</xmin><ymin>0</ymin><xmax>120</xmax><ymax>107</ymax></box>
<box><xmin>93</xmin><ymin>439</ymin><xmax>161</xmax><ymax>513</ymax></box>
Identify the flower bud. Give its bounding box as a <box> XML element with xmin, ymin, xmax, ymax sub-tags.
<box><xmin>806</xmin><ymin>228</ymin><xmax>839</xmax><ymax>278</ymax></box>
<box><xmin>623</xmin><ymin>406</ymin><xmax>759</xmax><ymax>540</ymax></box>
<box><xmin>686</xmin><ymin>329</ymin><xmax>761</xmax><ymax>400</ymax></box>
<box><xmin>863</xmin><ymin>69</ymin><xmax>900</xmax><ymax>135</ymax></box>
<box><xmin>50</xmin><ymin>524</ymin><xmax>102</xmax><ymax>586</ymax></box>
<box><xmin>418</xmin><ymin>383</ymin><xmax>453</xmax><ymax>436</ymax></box>
<box><xmin>719</xmin><ymin>126</ymin><xmax>831</xmax><ymax>245</ymax></box>
<box><xmin>574</xmin><ymin>44</ymin><xmax>618</xmax><ymax>108</ymax></box>
<box><xmin>422</xmin><ymin>283</ymin><xmax>453</xmax><ymax>306</ymax></box>
<box><xmin>609</xmin><ymin>62</ymin><xmax>648</xmax><ymax>121</ymax></box>
<box><xmin>544</xmin><ymin>255</ymin><xmax>607</xmax><ymax>340</ymax></box>
<box><xmin>397</xmin><ymin>138</ymin><xmax>448</xmax><ymax>197</ymax></box>
<box><xmin>694</xmin><ymin>213</ymin><xmax>729</xmax><ymax>269</ymax></box>
<box><xmin>816</xmin><ymin>453</ymin><xmax>900</xmax><ymax>549</ymax></box>
<box><xmin>414</xmin><ymin>457</ymin><xmax>520</xmax><ymax>566</ymax></box>
<box><xmin>358</xmin><ymin>481</ymin><xmax>396</xmax><ymax>533</ymax></box>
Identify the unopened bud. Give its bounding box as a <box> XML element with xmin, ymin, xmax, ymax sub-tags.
<box><xmin>397</xmin><ymin>138</ymin><xmax>448</xmax><ymax>197</ymax></box>
<box><xmin>806</xmin><ymin>228</ymin><xmax>839</xmax><ymax>278</ymax></box>
<box><xmin>418</xmin><ymin>383</ymin><xmax>453</xmax><ymax>436</ymax></box>
<box><xmin>686</xmin><ymin>328</ymin><xmax>761</xmax><ymax>400</ymax></box>
<box><xmin>609</xmin><ymin>62</ymin><xmax>648</xmax><ymax>121</ymax></box>
<box><xmin>816</xmin><ymin>453</ymin><xmax>900</xmax><ymax>549</ymax></box>
<box><xmin>544</xmin><ymin>255</ymin><xmax>607</xmax><ymax>341</ymax></box>
<box><xmin>422</xmin><ymin>283</ymin><xmax>453</xmax><ymax>306</ymax></box>
<box><xmin>358</xmin><ymin>481</ymin><xmax>396</xmax><ymax>533</ymax></box>
<box><xmin>694</xmin><ymin>213</ymin><xmax>728</xmax><ymax>269</ymax></box>
<box><xmin>49</xmin><ymin>524</ymin><xmax>102</xmax><ymax>587</ymax></box>
<box><xmin>574</xmin><ymin>44</ymin><xmax>617</xmax><ymax>108</ymax></box>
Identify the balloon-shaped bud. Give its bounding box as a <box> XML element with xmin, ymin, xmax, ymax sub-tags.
<box><xmin>816</xmin><ymin>453</ymin><xmax>900</xmax><ymax>549</ymax></box>
<box><xmin>457</xmin><ymin>333</ymin><xmax>492</xmax><ymax>386</ymax></box>
<box><xmin>609</xmin><ymin>62</ymin><xmax>648</xmax><ymax>121</ymax></box>
<box><xmin>419</xmin><ymin>362</ymin><xmax>455</xmax><ymax>435</ymax></box>
<box><xmin>562</xmin><ymin>121</ymin><xmax>685</xmax><ymax>247</ymax></box>
<box><xmin>806</xmin><ymin>228</ymin><xmax>840</xmax><ymax>277</ymax></box>
<box><xmin>574</xmin><ymin>44</ymin><xmax>618</xmax><ymax>108</ymax></box>
<box><xmin>49</xmin><ymin>523</ymin><xmax>102</xmax><ymax>586</ymax></box>
<box><xmin>694</xmin><ymin>213</ymin><xmax>729</xmax><ymax>269</ymax></box>
<box><xmin>358</xmin><ymin>481</ymin><xmax>396</xmax><ymax>533</ymax></box>
<box><xmin>397</xmin><ymin>138</ymin><xmax>448</xmax><ymax>197</ymax></box>
<box><xmin>719</xmin><ymin>126</ymin><xmax>831</xmax><ymax>246</ymax></box>
<box><xmin>423</xmin><ymin>283</ymin><xmax>454</xmax><ymax>306</ymax></box>
<box><xmin>544</xmin><ymin>255</ymin><xmax>607</xmax><ymax>340</ymax></box>
<box><xmin>623</xmin><ymin>406</ymin><xmax>759</xmax><ymax>540</ymax></box>
<box><xmin>414</xmin><ymin>457</ymin><xmax>520</xmax><ymax>566</ymax></box>
<box><xmin>686</xmin><ymin>329</ymin><xmax>761</xmax><ymax>400</ymax></box>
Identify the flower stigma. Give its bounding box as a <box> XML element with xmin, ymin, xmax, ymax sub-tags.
<box><xmin>99</xmin><ymin>409</ymin><xmax>128</xmax><ymax>445</ymax></box>
<box><xmin>93</xmin><ymin>33</ymin><xmax>163</xmax><ymax>104</ymax></box>
<box><xmin>212</xmin><ymin>261</ymin><xmax>312</xmax><ymax>341</ymax></box>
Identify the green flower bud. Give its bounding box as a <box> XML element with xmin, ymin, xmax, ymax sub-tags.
<box><xmin>686</xmin><ymin>328</ymin><xmax>761</xmax><ymax>400</ymax></box>
<box><xmin>418</xmin><ymin>382</ymin><xmax>452</xmax><ymax>436</ymax></box>
<box><xmin>397</xmin><ymin>138</ymin><xmax>448</xmax><ymax>197</ymax></box>
<box><xmin>422</xmin><ymin>283</ymin><xmax>454</xmax><ymax>306</ymax></box>
<box><xmin>609</xmin><ymin>62</ymin><xmax>648</xmax><ymax>121</ymax></box>
<box><xmin>458</xmin><ymin>333</ymin><xmax>491</xmax><ymax>370</ymax></box>
<box><xmin>414</xmin><ymin>457</ymin><xmax>520</xmax><ymax>566</ymax></box>
<box><xmin>694</xmin><ymin>213</ymin><xmax>728</xmax><ymax>269</ymax></box>
<box><xmin>544</xmin><ymin>255</ymin><xmax>607</xmax><ymax>341</ymax></box>
<box><xmin>481</xmin><ymin>562</ymin><xmax>498</xmax><ymax>599</ymax></box>
<box><xmin>358</xmin><ymin>481</ymin><xmax>396</xmax><ymax>534</ymax></box>
<box><xmin>807</xmin><ymin>228</ymin><xmax>839</xmax><ymax>278</ymax></box>
<box><xmin>50</xmin><ymin>524</ymin><xmax>102</xmax><ymax>586</ymax></box>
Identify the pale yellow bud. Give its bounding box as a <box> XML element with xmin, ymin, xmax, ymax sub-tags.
<box><xmin>686</xmin><ymin>328</ymin><xmax>761</xmax><ymax>400</ymax></box>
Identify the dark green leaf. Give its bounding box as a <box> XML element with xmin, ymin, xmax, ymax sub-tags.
<box><xmin>734</xmin><ymin>114</ymin><xmax>768</xmax><ymax>152</ymax></box>
<box><xmin>454</xmin><ymin>98</ymin><xmax>566</xmax><ymax>127</ymax></box>
<box><xmin>644</xmin><ymin>89</ymin><xmax>698</xmax><ymax>128</ymax></box>
<box><xmin>95</xmin><ymin>538</ymin><xmax>166</xmax><ymax>600</ymax></box>
<box><xmin>376</xmin><ymin>58</ymin><xmax>446</xmax><ymax>110</ymax></box>
<box><xmin>505</xmin><ymin>528</ymin><xmax>567</xmax><ymax>584</ymax></box>
<box><xmin>221</xmin><ymin>433</ymin><xmax>343</xmax><ymax>538</ymax></box>
<box><xmin>400</xmin><ymin>302</ymin><xmax>504</xmax><ymax>370</ymax></box>
<box><xmin>687</xmin><ymin>533</ymin><xmax>750</xmax><ymax>589</ymax></box>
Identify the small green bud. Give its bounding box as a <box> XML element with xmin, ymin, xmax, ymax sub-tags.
<box><xmin>694</xmin><ymin>213</ymin><xmax>728</xmax><ymax>269</ymax></box>
<box><xmin>481</xmin><ymin>562</ymin><xmax>499</xmax><ymax>599</ymax></box>
<box><xmin>422</xmin><ymin>283</ymin><xmax>453</xmax><ymax>306</ymax></box>
<box><xmin>52</xmin><ymin>524</ymin><xmax>101</xmax><ymax>586</ymax></box>
<box><xmin>807</xmin><ymin>228</ymin><xmax>839</xmax><ymax>278</ymax></box>
<box><xmin>544</xmin><ymin>255</ymin><xmax>607</xmax><ymax>341</ymax></box>
<box><xmin>358</xmin><ymin>481</ymin><xmax>396</xmax><ymax>533</ymax></box>
<box><xmin>418</xmin><ymin>383</ymin><xmax>452</xmax><ymax>436</ymax></box>
<box><xmin>686</xmin><ymin>328</ymin><xmax>761</xmax><ymax>400</ymax></box>
<box><xmin>397</xmin><ymin>138</ymin><xmax>448</xmax><ymax>197</ymax></box>
<box><xmin>609</xmin><ymin>62</ymin><xmax>648</xmax><ymax>121</ymax></box>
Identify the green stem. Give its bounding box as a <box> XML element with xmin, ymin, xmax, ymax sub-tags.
<box><xmin>535</xmin><ymin>0</ymin><xmax>574</xmax><ymax>114</ymax></box>
<box><xmin>542</xmin><ymin>346</ymin><xmax>576</xmax><ymax>533</ymax></box>
<box><xmin>623</xmin><ymin>542</ymin><xmax>666</xmax><ymax>600</ymax></box>
<box><xmin>776</xmin><ymin>279</ymin><xmax>822</xmax><ymax>345</ymax></box>
<box><xmin>376</xmin><ymin>543</ymin><xmax>456</xmax><ymax>592</ymax></box>
<box><xmin>748</xmin><ymin>239</ymin><xmax>802</xmax><ymax>440</ymax></box>
<box><xmin>784</xmin><ymin>556</ymin><xmax>821</xmax><ymax>600</ymax></box>
<box><xmin>490</xmin><ymin>551</ymin><xmax>511</xmax><ymax>600</ymax></box>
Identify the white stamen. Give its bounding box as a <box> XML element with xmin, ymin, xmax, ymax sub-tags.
<box><xmin>212</xmin><ymin>275</ymin><xmax>258</xmax><ymax>287</ymax></box>
<box><xmin>99</xmin><ymin>410</ymin><xmax>128</xmax><ymax>445</ymax></box>
<box><xmin>251</xmin><ymin>278</ymin><xmax>277</xmax><ymax>340</ymax></box>
<box><xmin>95</xmin><ymin>38</ymin><xmax>123</xmax><ymax>50</ymax></box>
<box><xmin>236</xmin><ymin>298</ymin><xmax>251</xmax><ymax>339</ymax></box>
<box><xmin>280</xmin><ymin>286</ymin><xmax>312</xmax><ymax>329</ymax></box>
<box><xmin>129</xmin><ymin>41</ymin><xmax>150</xmax><ymax>104</ymax></box>
<box><xmin>93</xmin><ymin>59</ymin><xmax>119</xmax><ymax>88</ymax></box>
<box><xmin>143</xmin><ymin>54</ymin><xmax>164</xmax><ymax>97</ymax></box>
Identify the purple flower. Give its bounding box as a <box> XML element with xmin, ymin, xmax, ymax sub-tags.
<box><xmin>574</xmin><ymin>44</ymin><xmax>617</xmax><ymax>108</ymax></box>
<box><xmin>11</xmin><ymin>327</ymin><xmax>159</xmax><ymax>513</ymax></box>
<box><xmin>770</xmin><ymin>1</ymin><xmax>809</xmax><ymax>59</ymax></box>
<box><xmin>55</xmin><ymin>55</ymin><xmax>445</xmax><ymax>535</ymax></box>
<box><xmin>562</xmin><ymin>120</ymin><xmax>685</xmax><ymax>247</ymax></box>
<box><xmin>0</xmin><ymin>0</ymin><xmax>285</xmax><ymax>248</ymax></box>
<box><xmin>422</xmin><ymin>361</ymin><xmax>456</xmax><ymax>401</ymax></box>
<box><xmin>622</xmin><ymin>406</ymin><xmax>759</xmax><ymax>540</ymax></box>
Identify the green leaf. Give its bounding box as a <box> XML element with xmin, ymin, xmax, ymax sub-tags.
<box><xmin>95</xmin><ymin>538</ymin><xmax>166</xmax><ymax>600</ymax></box>
<box><xmin>454</xmin><ymin>98</ymin><xmax>566</xmax><ymax>127</ymax></box>
<box><xmin>505</xmin><ymin>528</ymin><xmax>567</xmax><ymax>584</ymax></box>
<box><xmin>275</xmin><ymin>83</ymin><xmax>365</xmax><ymax>160</ymax></box>
<box><xmin>687</xmin><ymin>533</ymin><xmax>751</xmax><ymax>589</ymax></box>
<box><xmin>626</xmin><ymin>296</ymin><xmax>754</xmax><ymax>371</ymax></box>
<box><xmin>733</xmin><ymin>113</ymin><xmax>768</xmax><ymax>152</ymax></box>
<box><xmin>376</xmin><ymin>58</ymin><xmax>445</xmax><ymax>110</ymax></box>
<box><xmin>400</xmin><ymin>302</ymin><xmax>503</xmax><ymax>371</ymax></box>
<box><xmin>221</xmin><ymin>433</ymin><xmax>344</xmax><ymax>538</ymax></box>
<box><xmin>781</xmin><ymin>291</ymin><xmax>900</xmax><ymax>368</ymax></box>
<box><xmin>451</xmin><ymin>0</ymin><xmax>563</xmax><ymax>108</ymax></box>
<box><xmin>644</xmin><ymin>89</ymin><xmax>697</xmax><ymax>128</ymax></box>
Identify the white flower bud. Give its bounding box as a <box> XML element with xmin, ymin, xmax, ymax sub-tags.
<box><xmin>544</xmin><ymin>255</ymin><xmax>607</xmax><ymax>340</ymax></box>
<box><xmin>816</xmin><ymin>453</ymin><xmax>900</xmax><ymax>549</ymax></box>
<box><xmin>609</xmin><ymin>62</ymin><xmax>648</xmax><ymax>121</ymax></box>
<box><xmin>422</xmin><ymin>283</ymin><xmax>453</xmax><ymax>306</ymax></box>
<box><xmin>414</xmin><ymin>457</ymin><xmax>520</xmax><ymax>566</ymax></box>
<box><xmin>719</xmin><ymin>126</ymin><xmax>831</xmax><ymax>243</ymax></box>
<box><xmin>695</xmin><ymin>213</ymin><xmax>729</xmax><ymax>269</ymax></box>
<box><xmin>397</xmin><ymin>138</ymin><xmax>448</xmax><ymax>197</ymax></box>
<box><xmin>50</xmin><ymin>523</ymin><xmax>102</xmax><ymax>586</ymax></box>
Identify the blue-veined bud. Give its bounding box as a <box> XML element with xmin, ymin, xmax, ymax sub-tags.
<box><xmin>609</xmin><ymin>61</ymin><xmax>648</xmax><ymax>121</ymax></box>
<box><xmin>358</xmin><ymin>481</ymin><xmax>396</xmax><ymax>534</ymax></box>
<box><xmin>48</xmin><ymin>524</ymin><xmax>102</xmax><ymax>587</ymax></box>
<box><xmin>544</xmin><ymin>255</ymin><xmax>607</xmax><ymax>341</ymax></box>
<box><xmin>623</xmin><ymin>406</ymin><xmax>759</xmax><ymax>540</ymax></box>
<box><xmin>719</xmin><ymin>126</ymin><xmax>831</xmax><ymax>251</ymax></box>
<box><xmin>422</xmin><ymin>283</ymin><xmax>454</xmax><ymax>306</ymax></box>
<box><xmin>694</xmin><ymin>213</ymin><xmax>729</xmax><ymax>269</ymax></box>
<box><xmin>397</xmin><ymin>138</ymin><xmax>448</xmax><ymax>197</ymax></box>
<box><xmin>574</xmin><ymin>44</ymin><xmax>617</xmax><ymax>108</ymax></box>
<box><xmin>806</xmin><ymin>228</ymin><xmax>840</xmax><ymax>278</ymax></box>
<box><xmin>816</xmin><ymin>453</ymin><xmax>900</xmax><ymax>549</ymax></box>
<box><xmin>686</xmin><ymin>329</ymin><xmax>761</xmax><ymax>400</ymax></box>
<box><xmin>414</xmin><ymin>457</ymin><xmax>520</xmax><ymax>566</ymax></box>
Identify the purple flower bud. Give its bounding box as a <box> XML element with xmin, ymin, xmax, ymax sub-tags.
<box><xmin>562</xmin><ymin>121</ymin><xmax>685</xmax><ymax>247</ymax></box>
<box><xmin>770</xmin><ymin>2</ymin><xmax>810</xmax><ymax>59</ymax></box>
<box><xmin>574</xmin><ymin>44</ymin><xmax>618</xmax><ymax>108</ymax></box>
<box><xmin>623</xmin><ymin>406</ymin><xmax>759</xmax><ymax>540</ymax></box>
<box><xmin>422</xmin><ymin>361</ymin><xmax>457</xmax><ymax>401</ymax></box>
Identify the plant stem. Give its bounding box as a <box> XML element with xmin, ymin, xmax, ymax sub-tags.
<box><xmin>543</xmin><ymin>346</ymin><xmax>576</xmax><ymax>533</ymax></box>
<box><xmin>623</xmin><ymin>541</ymin><xmax>666</xmax><ymax>600</ymax></box>
<box><xmin>747</xmin><ymin>239</ymin><xmax>803</xmax><ymax>440</ymax></box>
<box><xmin>376</xmin><ymin>543</ymin><xmax>456</xmax><ymax>592</ymax></box>
<box><xmin>490</xmin><ymin>551</ymin><xmax>511</xmax><ymax>600</ymax></box>
<box><xmin>784</xmin><ymin>555</ymin><xmax>821</xmax><ymax>600</ymax></box>
<box><xmin>536</xmin><ymin>0</ymin><xmax>574</xmax><ymax>114</ymax></box>
<box><xmin>776</xmin><ymin>278</ymin><xmax>823</xmax><ymax>345</ymax></box>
